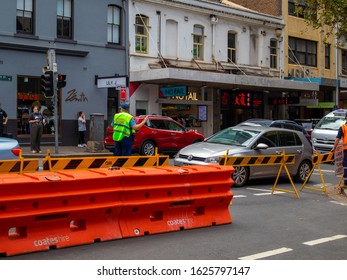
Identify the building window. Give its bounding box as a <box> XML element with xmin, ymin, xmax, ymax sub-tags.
<box><xmin>288</xmin><ymin>0</ymin><xmax>306</xmax><ymax>18</ymax></box>
<box><xmin>16</xmin><ymin>0</ymin><xmax>33</xmax><ymax>34</ymax></box>
<box><xmin>325</xmin><ymin>44</ymin><xmax>331</xmax><ymax>69</ymax></box>
<box><xmin>135</xmin><ymin>14</ymin><xmax>148</xmax><ymax>53</ymax></box>
<box><xmin>342</xmin><ymin>50</ymin><xmax>347</xmax><ymax>75</ymax></box>
<box><xmin>270</xmin><ymin>39</ymin><xmax>278</xmax><ymax>69</ymax></box>
<box><xmin>57</xmin><ymin>0</ymin><xmax>72</xmax><ymax>39</ymax></box>
<box><xmin>193</xmin><ymin>25</ymin><xmax>204</xmax><ymax>60</ymax></box>
<box><xmin>107</xmin><ymin>5</ymin><xmax>121</xmax><ymax>44</ymax></box>
<box><xmin>288</xmin><ymin>37</ymin><xmax>317</xmax><ymax>67</ymax></box>
<box><xmin>227</xmin><ymin>32</ymin><xmax>236</xmax><ymax>63</ymax></box>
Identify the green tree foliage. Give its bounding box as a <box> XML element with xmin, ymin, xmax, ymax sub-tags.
<box><xmin>295</xmin><ymin>0</ymin><xmax>347</xmax><ymax>40</ymax></box>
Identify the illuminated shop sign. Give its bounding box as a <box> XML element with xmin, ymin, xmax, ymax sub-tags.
<box><xmin>159</xmin><ymin>86</ymin><xmax>188</xmax><ymax>97</ymax></box>
<box><xmin>233</xmin><ymin>92</ymin><xmax>263</xmax><ymax>107</ymax></box>
<box><xmin>268</xmin><ymin>97</ymin><xmax>299</xmax><ymax>105</ymax></box>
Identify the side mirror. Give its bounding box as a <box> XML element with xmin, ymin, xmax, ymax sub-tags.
<box><xmin>254</xmin><ymin>143</ymin><xmax>269</xmax><ymax>150</ymax></box>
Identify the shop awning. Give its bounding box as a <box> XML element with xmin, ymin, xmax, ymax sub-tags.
<box><xmin>130</xmin><ymin>68</ymin><xmax>319</xmax><ymax>92</ymax></box>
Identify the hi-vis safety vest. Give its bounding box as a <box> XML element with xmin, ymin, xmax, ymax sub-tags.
<box><xmin>113</xmin><ymin>112</ymin><xmax>134</xmax><ymax>141</ymax></box>
<box><xmin>342</xmin><ymin>124</ymin><xmax>347</xmax><ymax>150</ymax></box>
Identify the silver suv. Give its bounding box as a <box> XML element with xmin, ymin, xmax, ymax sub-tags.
<box><xmin>311</xmin><ymin>109</ymin><xmax>347</xmax><ymax>153</ymax></box>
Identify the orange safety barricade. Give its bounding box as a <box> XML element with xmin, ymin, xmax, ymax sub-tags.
<box><xmin>118</xmin><ymin>165</ymin><xmax>234</xmax><ymax>237</ymax></box>
<box><xmin>0</xmin><ymin>165</ymin><xmax>234</xmax><ymax>256</ymax></box>
<box><xmin>0</xmin><ymin>170</ymin><xmax>124</xmax><ymax>256</ymax></box>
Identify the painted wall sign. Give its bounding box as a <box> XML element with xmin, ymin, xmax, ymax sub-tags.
<box><xmin>65</xmin><ymin>89</ymin><xmax>88</xmax><ymax>102</ymax></box>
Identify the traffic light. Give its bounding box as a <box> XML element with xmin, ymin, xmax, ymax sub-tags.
<box><xmin>41</xmin><ymin>70</ymin><xmax>54</xmax><ymax>97</ymax></box>
<box><xmin>57</xmin><ymin>74</ymin><xmax>67</xmax><ymax>89</ymax></box>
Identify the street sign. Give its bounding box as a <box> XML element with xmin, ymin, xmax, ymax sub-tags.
<box><xmin>334</xmin><ymin>144</ymin><xmax>343</xmax><ymax>176</ymax></box>
<box><xmin>97</xmin><ymin>76</ymin><xmax>127</xmax><ymax>88</ymax></box>
<box><xmin>0</xmin><ymin>75</ymin><xmax>12</xmax><ymax>81</ymax></box>
<box><xmin>159</xmin><ymin>86</ymin><xmax>187</xmax><ymax>97</ymax></box>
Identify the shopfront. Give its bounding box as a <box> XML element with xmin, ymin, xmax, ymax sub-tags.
<box><xmin>220</xmin><ymin>90</ymin><xmax>265</xmax><ymax>128</ymax></box>
<box><xmin>158</xmin><ymin>86</ymin><xmax>212</xmax><ymax>136</ymax></box>
<box><xmin>17</xmin><ymin>76</ymin><xmax>57</xmax><ymax>139</ymax></box>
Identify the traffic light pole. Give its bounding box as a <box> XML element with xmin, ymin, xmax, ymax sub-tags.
<box><xmin>53</xmin><ymin>73</ymin><xmax>59</xmax><ymax>154</ymax></box>
<box><xmin>47</xmin><ymin>49</ymin><xmax>59</xmax><ymax>154</ymax></box>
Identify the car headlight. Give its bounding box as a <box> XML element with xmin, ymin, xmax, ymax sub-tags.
<box><xmin>205</xmin><ymin>157</ymin><xmax>220</xmax><ymax>164</ymax></box>
<box><xmin>312</xmin><ymin>138</ymin><xmax>317</xmax><ymax>143</ymax></box>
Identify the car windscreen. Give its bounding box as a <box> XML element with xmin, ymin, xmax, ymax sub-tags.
<box><xmin>315</xmin><ymin>116</ymin><xmax>345</xmax><ymax>130</ymax></box>
<box><xmin>206</xmin><ymin>128</ymin><xmax>260</xmax><ymax>146</ymax></box>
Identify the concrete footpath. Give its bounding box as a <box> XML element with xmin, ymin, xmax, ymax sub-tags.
<box><xmin>21</xmin><ymin>145</ymin><xmax>113</xmax><ymax>158</ymax></box>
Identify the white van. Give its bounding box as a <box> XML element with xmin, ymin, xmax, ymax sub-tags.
<box><xmin>311</xmin><ymin>109</ymin><xmax>347</xmax><ymax>153</ymax></box>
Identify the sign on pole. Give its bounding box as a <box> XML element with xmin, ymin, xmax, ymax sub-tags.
<box><xmin>334</xmin><ymin>144</ymin><xmax>343</xmax><ymax>176</ymax></box>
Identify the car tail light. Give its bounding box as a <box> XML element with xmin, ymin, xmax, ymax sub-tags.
<box><xmin>11</xmin><ymin>148</ymin><xmax>22</xmax><ymax>157</ymax></box>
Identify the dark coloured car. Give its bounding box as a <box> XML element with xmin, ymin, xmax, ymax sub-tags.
<box><xmin>238</xmin><ymin>119</ymin><xmax>311</xmax><ymax>141</ymax></box>
<box><xmin>104</xmin><ymin>115</ymin><xmax>205</xmax><ymax>156</ymax></box>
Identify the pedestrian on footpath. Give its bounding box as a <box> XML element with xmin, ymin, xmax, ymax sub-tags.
<box><xmin>0</xmin><ymin>103</ymin><xmax>8</xmax><ymax>137</ymax></box>
<box><xmin>29</xmin><ymin>106</ymin><xmax>45</xmax><ymax>153</ymax></box>
<box><xmin>77</xmin><ymin>111</ymin><xmax>87</xmax><ymax>147</ymax></box>
<box><xmin>331</xmin><ymin>111</ymin><xmax>347</xmax><ymax>193</ymax></box>
<box><xmin>112</xmin><ymin>103</ymin><xmax>148</xmax><ymax>156</ymax></box>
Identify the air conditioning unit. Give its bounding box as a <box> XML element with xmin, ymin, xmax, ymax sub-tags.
<box><xmin>304</xmin><ymin>67</ymin><xmax>312</xmax><ymax>78</ymax></box>
<box><xmin>295</xmin><ymin>68</ymin><xmax>303</xmax><ymax>78</ymax></box>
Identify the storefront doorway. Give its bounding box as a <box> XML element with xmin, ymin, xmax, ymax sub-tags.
<box><xmin>17</xmin><ymin>76</ymin><xmax>56</xmax><ymax>138</ymax></box>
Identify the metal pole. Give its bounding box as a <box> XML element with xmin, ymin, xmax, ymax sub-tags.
<box><xmin>335</xmin><ymin>24</ymin><xmax>339</xmax><ymax>107</ymax></box>
<box><xmin>47</xmin><ymin>49</ymin><xmax>59</xmax><ymax>154</ymax></box>
<box><xmin>54</xmin><ymin>82</ymin><xmax>59</xmax><ymax>154</ymax></box>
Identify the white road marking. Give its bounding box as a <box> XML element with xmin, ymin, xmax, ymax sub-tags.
<box><xmin>233</xmin><ymin>195</ymin><xmax>247</xmax><ymax>198</ymax></box>
<box><xmin>330</xmin><ymin>201</ymin><xmax>347</xmax><ymax>206</ymax></box>
<box><xmin>312</xmin><ymin>169</ymin><xmax>335</xmax><ymax>174</ymax></box>
<box><xmin>238</xmin><ymin>247</ymin><xmax>293</xmax><ymax>260</ymax></box>
<box><xmin>246</xmin><ymin>187</ymin><xmax>270</xmax><ymax>192</ymax></box>
<box><xmin>303</xmin><ymin>235</ymin><xmax>347</xmax><ymax>246</ymax></box>
<box><xmin>253</xmin><ymin>191</ymin><xmax>285</xmax><ymax>196</ymax></box>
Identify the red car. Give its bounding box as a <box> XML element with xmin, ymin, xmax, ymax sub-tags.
<box><xmin>104</xmin><ymin>115</ymin><xmax>205</xmax><ymax>156</ymax></box>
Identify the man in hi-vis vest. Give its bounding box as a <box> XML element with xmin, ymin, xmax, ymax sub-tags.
<box><xmin>113</xmin><ymin>103</ymin><xmax>149</xmax><ymax>156</ymax></box>
<box><xmin>331</xmin><ymin>111</ymin><xmax>347</xmax><ymax>187</ymax></box>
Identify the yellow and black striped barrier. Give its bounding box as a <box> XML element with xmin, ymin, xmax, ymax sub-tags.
<box><xmin>0</xmin><ymin>158</ymin><xmax>39</xmax><ymax>174</ymax></box>
<box><xmin>42</xmin><ymin>149</ymin><xmax>169</xmax><ymax>172</ymax></box>
<box><xmin>0</xmin><ymin>150</ymin><xmax>39</xmax><ymax>174</ymax></box>
<box><xmin>301</xmin><ymin>151</ymin><xmax>335</xmax><ymax>197</ymax></box>
<box><xmin>0</xmin><ymin>149</ymin><xmax>169</xmax><ymax>174</ymax></box>
<box><xmin>312</xmin><ymin>152</ymin><xmax>334</xmax><ymax>165</ymax></box>
<box><xmin>219</xmin><ymin>154</ymin><xmax>295</xmax><ymax>166</ymax></box>
<box><xmin>219</xmin><ymin>151</ymin><xmax>300</xmax><ymax>199</ymax></box>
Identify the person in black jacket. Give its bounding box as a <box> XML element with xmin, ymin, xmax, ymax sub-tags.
<box><xmin>28</xmin><ymin>106</ymin><xmax>45</xmax><ymax>153</ymax></box>
<box><xmin>0</xmin><ymin>103</ymin><xmax>8</xmax><ymax>137</ymax></box>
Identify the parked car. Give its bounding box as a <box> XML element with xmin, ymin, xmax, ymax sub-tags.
<box><xmin>294</xmin><ymin>118</ymin><xmax>321</xmax><ymax>136</ymax></box>
<box><xmin>104</xmin><ymin>115</ymin><xmax>205</xmax><ymax>156</ymax></box>
<box><xmin>0</xmin><ymin>137</ymin><xmax>22</xmax><ymax>160</ymax></box>
<box><xmin>238</xmin><ymin>118</ymin><xmax>311</xmax><ymax>141</ymax></box>
<box><xmin>311</xmin><ymin>109</ymin><xmax>347</xmax><ymax>153</ymax></box>
<box><xmin>174</xmin><ymin>125</ymin><xmax>313</xmax><ymax>187</ymax></box>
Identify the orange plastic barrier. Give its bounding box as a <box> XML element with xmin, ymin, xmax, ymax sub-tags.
<box><xmin>118</xmin><ymin>166</ymin><xmax>234</xmax><ymax>237</ymax></box>
<box><xmin>0</xmin><ymin>165</ymin><xmax>234</xmax><ymax>256</ymax></box>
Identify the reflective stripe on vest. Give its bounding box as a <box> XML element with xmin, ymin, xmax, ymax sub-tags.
<box><xmin>113</xmin><ymin>112</ymin><xmax>133</xmax><ymax>141</ymax></box>
<box><xmin>342</xmin><ymin>124</ymin><xmax>347</xmax><ymax>149</ymax></box>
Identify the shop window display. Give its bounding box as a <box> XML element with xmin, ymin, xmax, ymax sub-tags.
<box><xmin>17</xmin><ymin>76</ymin><xmax>55</xmax><ymax>136</ymax></box>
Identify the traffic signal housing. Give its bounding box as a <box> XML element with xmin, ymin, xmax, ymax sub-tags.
<box><xmin>41</xmin><ymin>70</ymin><xmax>54</xmax><ymax>97</ymax></box>
<box><xmin>57</xmin><ymin>74</ymin><xmax>67</xmax><ymax>89</ymax></box>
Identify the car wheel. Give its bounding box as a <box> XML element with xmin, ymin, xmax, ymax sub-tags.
<box><xmin>232</xmin><ymin>166</ymin><xmax>249</xmax><ymax>187</ymax></box>
<box><xmin>140</xmin><ymin>140</ymin><xmax>156</xmax><ymax>156</ymax></box>
<box><xmin>295</xmin><ymin>160</ymin><xmax>312</xmax><ymax>183</ymax></box>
